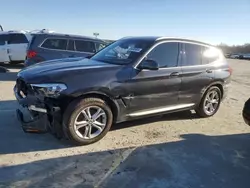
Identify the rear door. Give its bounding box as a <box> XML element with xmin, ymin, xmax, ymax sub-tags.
<box><xmin>39</xmin><ymin>37</ymin><xmax>68</xmax><ymax>60</ymax></box>
<box><xmin>179</xmin><ymin>42</ymin><xmax>215</xmax><ymax>104</ymax></box>
<box><xmin>0</xmin><ymin>34</ymin><xmax>10</xmax><ymax>62</ymax></box>
<box><xmin>7</xmin><ymin>33</ymin><xmax>29</xmax><ymax>61</ymax></box>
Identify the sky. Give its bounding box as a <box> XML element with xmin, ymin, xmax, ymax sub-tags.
<box><xmin>0</xmin><ymin>0</ymin><xmax>249</xmax><ymax>45</ymax></box>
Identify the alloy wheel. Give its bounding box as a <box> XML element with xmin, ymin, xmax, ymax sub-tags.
<box><xmin>73</xmin><ymin>106</ymin><xmax>107</xmax><ymax>139</ymax></box>
<box><xmin>204</xmin><ymin>90</ymin><xmax>220</xmax><ymax>115</ymax></box>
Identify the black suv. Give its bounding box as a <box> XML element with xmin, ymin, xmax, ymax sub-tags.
<box><xmin>14</xmin><ymin>36</ymin><xmax>232</xmax><ymax>145</ymax></box>
<box><xmin>25</xmin><ymin>32</ymin><xmax>107</xmax><ymax>66</ymax></box>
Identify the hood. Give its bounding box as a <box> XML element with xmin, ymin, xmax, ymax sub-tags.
<box><xmin>18</xmin><ymin>57</ymin><xmax>119</xmax><ymax>83</ymax></box>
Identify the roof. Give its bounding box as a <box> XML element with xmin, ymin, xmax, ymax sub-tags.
<box><xmin>0</xmin><ymin>30</ymin><xmax>30</xmax><ymax>34</ymax></box>
<box><xmin>120</xmin><ymin>36</ymin><xmax>213</xmax><ymax>46</ymax></box>
<box><xmin>34</xmin><ymin>32</ymin><xmax>104</xmax><ymax>42</ymax></box>
<box><xmin>38</xmin><ymin>32</ymin><xmax>106</xmax><ymax>43</ymax></box>
<box><xmin>0</xmin><ymin>29</ymin><xmax>105</xmax><ymax>43</ymax></box>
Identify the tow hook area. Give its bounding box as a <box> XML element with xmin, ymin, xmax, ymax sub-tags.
<box><xmin>16</xmin><ymin>108</ymin><xmax>49</xmax><ymax>133</ymax></box>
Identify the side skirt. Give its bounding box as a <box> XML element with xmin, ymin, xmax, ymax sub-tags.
<box><xmin>127</xmin><ymin>103</ymin><xmax>195</xmax><ymax>117</ymax></box>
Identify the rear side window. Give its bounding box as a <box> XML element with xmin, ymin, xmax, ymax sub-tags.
<box><xmin>182</xmin><ymin>43</ymin><xmax>203</xmax><ymax>66</ymax></box>
<box><xmin>75</xmin><ymin>40</ymin><xmax>95</xmax><ymax>53</ymax></box>
<box><xmin>202</xmin><ymin>46</ymin><xmax>220</xmax><ymax>64</ymax></box>
<box><xmin>41</xmin><ymin>38</ymin><xmax>67</xmax><ymax>50</ymax></box>
<box><xmin>146</xmin><ymin>42</ymin><xmax>179</xmax><ymax>68</ymax></box>
<box><xmin>0</xmin><ymin>34</ymin><xmax>8</xmax><ymax>45</ymax></box>
<box><xmin>8</xmin><ymin>34</ymin><xmax>28</xmax><ymax>44</ymax></box>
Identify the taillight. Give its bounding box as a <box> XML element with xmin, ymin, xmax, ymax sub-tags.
<box><xmin>27</xmin><ymin>50</ymin><xmax>37</xmax><ymax>59</ymax></box>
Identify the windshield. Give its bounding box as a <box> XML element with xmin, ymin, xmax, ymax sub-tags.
<box><xmin>91</xmin><ymin>38</ymin><xmax>154</xmax><ymax>65</ymax></box>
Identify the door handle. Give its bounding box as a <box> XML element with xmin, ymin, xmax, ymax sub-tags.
<box><xmin>206</xmin><ymin>69</ymin><xmax>213</xmax><ymax>73</ymax></box>
<box><xmin>68</xmin><ymin>55</ymin><xmax>75</xmax><ymax>58</ymax></box>
<box><xmin>170</xmin><ymin>72</ymin><xmax>180</xmax><ymax>77</ymax></box>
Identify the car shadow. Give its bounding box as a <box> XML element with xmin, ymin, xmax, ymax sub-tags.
<box><xmin>0</xmin><ymin>71</ymin><xmax>18</xmax><ymax>81</ymax></box>
<box><xmin>0</xmin><ymin>102</ymin><xmax>200</xmax><ymax>155</ymax></box>
<box><xmin>1</xmin><ymin>133</ymin><xmax>250</xmax><ymax>188</ymax></box>
<box><xmin>0</xmin><ymin>63</ymin><xmax>23</xmax><ymax>81</ymax></box>
<box><xmin>0</xmin><ymin>63</ymin><xmax>24</xmax><ymax>70</ymax></box>
<box><xmin>0</xmin><ymin>100</ymin><xmax>72</xmax><ymax>155</ymax></box>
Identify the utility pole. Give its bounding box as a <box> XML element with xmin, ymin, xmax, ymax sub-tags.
<box><xmin>93</xmin><ymin>32</ymin><xmax>99</xmax><ymax>38</ymax></box>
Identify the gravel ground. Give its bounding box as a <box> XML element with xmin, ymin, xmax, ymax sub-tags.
<box><xmin>0</xmin><ymin>59</ymin><xmax>250</xmax><ymax>188</ymax></box>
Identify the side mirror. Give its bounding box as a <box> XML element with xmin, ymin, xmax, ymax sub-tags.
<box><xmin>138</xmin><ymin>59</ymin><xmax>159</xmax><ymax>70</ymax></box>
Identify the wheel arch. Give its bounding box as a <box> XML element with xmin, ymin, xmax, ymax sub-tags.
<box><xmin>74</xmin><ymin>91</ymin><xmax>120</xmax><ymax>123</ymax></box>
<box><xmin>201</xmin><ymin>81</ymin><xmax>224</xmax><ymax>99</ymax></box>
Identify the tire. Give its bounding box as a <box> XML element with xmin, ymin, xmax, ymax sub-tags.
<box><xmin>196</xmin><ymin>86</ymin><xmax>222</xmax><ymax>118</ymax></box>
<box><xmin>63</xmin><ymin>97</ymin><xmax>113</xmax><ymax>145</ymax></box>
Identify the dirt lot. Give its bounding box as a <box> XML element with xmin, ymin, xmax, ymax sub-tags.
<box><xmin>0</xmin><ymin>60</ymin><xmax>250</xmax><ymax>188</ymax></box>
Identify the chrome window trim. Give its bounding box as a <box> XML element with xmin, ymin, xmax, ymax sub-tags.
<box><xmin>134</xmin><ymin>39</ymin><xmax>222</xmax><ymax>71</ymax></box>
<box><xmin>39</xmin><ymin>37</ymin><xmax>97</xmax><ymax>54</ymax></box>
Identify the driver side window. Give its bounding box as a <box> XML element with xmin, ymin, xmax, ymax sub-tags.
<box><xmin>146</xmin><ymin>42</ymin><xmax>179</xmax><ymax>68</ymax></box>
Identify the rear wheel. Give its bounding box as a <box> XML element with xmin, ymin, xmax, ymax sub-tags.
<box><xmin>63</xmin><ymin>97</ymin><xmax>113</xmax><ymax>145</ymax></box>
<box><xmin>196</xmin><ymin>86</ymin><xmax>222</xmax><ymax>118</ymax></box>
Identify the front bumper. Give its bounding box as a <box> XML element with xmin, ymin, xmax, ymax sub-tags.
<box><xmin>14</xmin><ymin>85</ymin><xmax>49</xmax><ymax>133</ymax></box>
<box><xmin>16</xmin><ymin>108</ymin><xmax>49</xmax><ymax>133</ymax></box>
<box><xmin>14</xmin><ymin>85</ymin><xmax>63</xmax><ymax>137</ymax></box>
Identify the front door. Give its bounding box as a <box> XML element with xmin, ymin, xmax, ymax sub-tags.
<box><xmin>125</xmin><ymin>42</ymin><xmax>182</xmax><ymax>115</ymax></box>
<box><xmin>0</xmin><ymin>34</ymin><xmax>10</xmax><ymax>63</ymax></box>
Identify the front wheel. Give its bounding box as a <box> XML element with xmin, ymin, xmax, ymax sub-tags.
<box><xmin>196</xmin><ymin>86</ymin><xmax>222</xmax><ymax>118</ymax></box>
<box><xmin>63</xmin><ymin>97</ymin><xmax>113</xmax><ymax>145</ymax></box>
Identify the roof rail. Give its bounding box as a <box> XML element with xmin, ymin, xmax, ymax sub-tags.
<box><xmin>29</xmin><ymin>29</ymin><xmax>55</xmax><ymax>34</ymax></box>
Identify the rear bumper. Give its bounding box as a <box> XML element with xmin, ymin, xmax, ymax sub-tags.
<box><xmin>222</xmin><ymin>83</ymin><xmax>230</xmax><ymax>101</ymax></box>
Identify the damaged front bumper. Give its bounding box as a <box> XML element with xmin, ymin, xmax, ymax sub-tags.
<box><xmin>14</xmin><ymin>85</ymin><xmax>63</xmax><ymax>137</ymax></box>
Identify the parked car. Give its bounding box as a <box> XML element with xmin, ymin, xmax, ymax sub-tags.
<box><xmin>243</xmin><ymin>98</ymin><xmax>250</xmax><ymax>125</ymax></box>
<box><xmin>224</xmin><ymin>53</ymin><xmax>231</xmax><ymax>58</ymax></box>
<box><xmin>230</xmin><ymin>54</ymin><xmax>241</xmax><ymax>59</ymax></box>
<box><xmin>14</xmin><ymin>36</ymin><xmax>232</xmax><ymax>145</ymax></box>
<box><xmin>243</xmin><ymin>54</ymin><xmax>250</xmax><ymax>60</ymax></box>
<box><xmin>25</xmin><ymin>32</ymin><xmax>107</xmax><ymax>66</ymax></box>
<box><xmin>0</xmin><ymin>30</ymin><xmax>33</xmax><ymax>64</ymax></box>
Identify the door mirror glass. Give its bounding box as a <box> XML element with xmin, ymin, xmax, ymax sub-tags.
<box><xmin>138</xmin><ymin>59</ymin><xmax>159</xmax><ymax>70</ymax></box>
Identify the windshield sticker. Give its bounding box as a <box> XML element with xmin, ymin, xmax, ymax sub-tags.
<box><xmin>128</xmin><ymin>48</ymin><xmax>142</xmax><ymax>53</ymax></box>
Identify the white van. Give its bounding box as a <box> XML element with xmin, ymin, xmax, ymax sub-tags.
<box><xmin>0</xmin><ymin>30</ymin><xmax>32</xmax><ymax>64</ymax></box>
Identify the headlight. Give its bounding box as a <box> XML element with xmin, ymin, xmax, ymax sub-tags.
<box><xmin>30</xmin><ymin>83</ymin><xmax>67</xmax><ymax>98</ymax></box>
